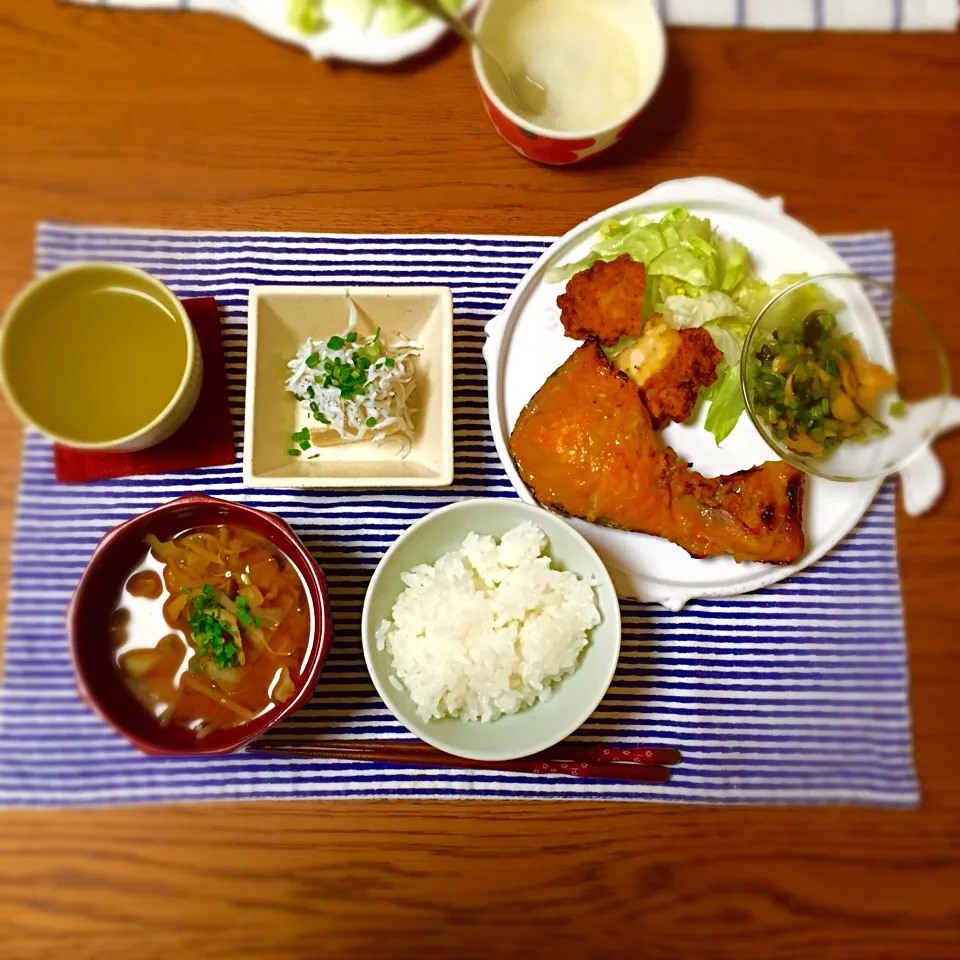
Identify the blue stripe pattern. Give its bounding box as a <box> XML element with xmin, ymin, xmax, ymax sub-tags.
<box><xmin>0</xmin><ymin>223</ymin><xmax>918</xmax><ymax>808</ymax></box>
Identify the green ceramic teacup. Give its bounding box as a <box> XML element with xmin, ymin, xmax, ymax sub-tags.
<box><xmin>0</xmin><ymin>263</ymin><xmax>202</xmax><ymax>451</ymax></box>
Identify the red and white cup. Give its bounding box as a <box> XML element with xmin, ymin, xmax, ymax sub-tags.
<box><xmin>471</xmin><ymin>0</ymin><xmax>667</xmax><ymax>166</ymax></box>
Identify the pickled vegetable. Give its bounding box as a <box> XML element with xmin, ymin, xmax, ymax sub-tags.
<box><xmin>750</xmin><ymin>310</ymin><xmax>897</xmax><ymax>457</ymax></box>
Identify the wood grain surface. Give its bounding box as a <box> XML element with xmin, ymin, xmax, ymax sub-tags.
<box><xmin>1</xmin><ymin>5</ymin><xmax>959</xmax><ymax>958</ymax></box>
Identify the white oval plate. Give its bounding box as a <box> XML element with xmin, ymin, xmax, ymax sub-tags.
<box><xmin>484</xmin><ymin>177</ymin><xmax>882</xmax><ymax>610</ymax></box>
<box><xmin>213</xmin><ymin>0</ymin><xmax>479</xmax><ymax>64</ymax></box>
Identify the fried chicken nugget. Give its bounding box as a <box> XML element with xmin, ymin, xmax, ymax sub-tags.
<box><xmin>556</xmin><ymin>254</ymin><xmax>647</xmax><ymax>345</ymax></box>
<box><xmin>614</xmin><ymin>317</ymin><xmax>722</xmax><ymax>429</ymax></box>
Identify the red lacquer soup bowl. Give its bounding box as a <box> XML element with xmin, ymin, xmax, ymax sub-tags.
<box><xmin>67</xmin><ymin>494</ymin><xmax>333</xmax><ymax>756</ymax></box>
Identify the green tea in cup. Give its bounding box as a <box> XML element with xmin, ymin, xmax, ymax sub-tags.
<box><xmin>0</xmin><ymin>264</ymin><xmax>202</xmax><ymax>451</ymax></box>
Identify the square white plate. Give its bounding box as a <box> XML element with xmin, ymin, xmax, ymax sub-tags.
<box><xmin>244</xmin><ymin>286</ymin><xmax>454</xmax><ymax>489</ymax></box>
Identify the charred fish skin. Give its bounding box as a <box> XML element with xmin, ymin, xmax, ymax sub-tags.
<box><xmin>509</xmin><ymin>339</ymin><xmax>806</xmax><ymax>566</ymax></box>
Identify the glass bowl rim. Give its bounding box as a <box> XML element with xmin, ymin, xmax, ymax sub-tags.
<box><xmin>740</xmin><ymin>272</ymin><xmax>952</xmax><ymax>483</ymax></box>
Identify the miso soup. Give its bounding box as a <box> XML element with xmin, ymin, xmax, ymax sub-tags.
<box><xmin>112</xmin><ymin>524</ymin><xmax>313</xmax><ymax>740</ymax></box>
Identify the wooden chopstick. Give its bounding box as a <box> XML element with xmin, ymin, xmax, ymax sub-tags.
<box><xmin>531</xmin><ymin>744</ymin><xmax>681</xmax><ymax>766</ymax></box>
<box><xmin>247</xmin><ymin>738</ymin><xmax>680</xmax><ymax>783</ymax></box>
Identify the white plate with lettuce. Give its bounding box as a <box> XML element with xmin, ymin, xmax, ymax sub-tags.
<box><xmin>227</xmin><ymin>0</ymin><xmax>474</xmax><ymax>64</ymax></box>
<box><xmin>484</xmin><ymin>177</ymin><xmax>883</xmax><ymax>610</ymax></box>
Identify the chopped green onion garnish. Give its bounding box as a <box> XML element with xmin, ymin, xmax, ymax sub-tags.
<box><xmin>327</xmin><ymin>335</ymin><xmax>345</xmax><ymax>351</ymax></box>
<box><xmin>188</xmin><ymin>585</ymin><xmax>240</xmax><ymax>669</ymax></box>
<box><xmin>299</xmin><ymin>440</ymin><xmax>311</xmax><ymax>450</ymax></box>
<box><xmin>345</xmin><ymin>331</ymin><xmax>358</xmax><ymax>343</ymax></box>
<box><xmin>889</xmin><ymin>400</ymin><xmax>907</xmax><ymax>418</ymax></box>
<box><xmin>288</xmin><ymin>448</ymin><xmax>301</xmax><ymax>457</ymax></box>
<box><xmin>235</xmin><ymin>596</ymin><xmax>254</xmax><ymax>625</ymax></box>
<box><xmin>384</xmin><ymin>357</ymin><xmax>395</xmax><ymax>368</ymax></box>
<box><xmin>366</xmin><ymin>417</ymin><xmax>377</xmax><ymax>428</ymax></box>
<box><xmin>305</xmin><ymin>353</ymin><xmax>320</xmax><ymax>368</ymax></box>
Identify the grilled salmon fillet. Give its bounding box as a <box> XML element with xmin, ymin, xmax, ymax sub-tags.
<box><xmin>510</xmin><ymin>340</ymin><xmax>806</xmax><ymax>564</ymax></box>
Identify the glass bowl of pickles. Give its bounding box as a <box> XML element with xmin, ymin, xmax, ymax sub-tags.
<box><xmin>742</xmin><ymin>273</ymin><xmax>951</xmax><ymax>483</ymax></box>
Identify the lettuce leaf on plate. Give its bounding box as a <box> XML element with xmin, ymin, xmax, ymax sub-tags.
<box><xmin>662</xmin><ymin>291</ymin><xmax>739</xmax><ymax>330</ymax></box>
<box><xmin>378</xmin><ymin>0</ymin><xmax>461</xmax><ymax>33</ymax></box>
<box><xmin>548</xmin><ymin>207</ymin><xmax>843</xmax><ymax>446</ymax></box>
<box><xmin>289</xmin><ymin>0</ymin><xmax>462</xmax><ymax>35</ymax></box>
<box><xmin>648</xmin><ymin>246</ymin><xmax>714</xmax><ymax>291</ymax></box>
<box><xmin>700</xmin><ymin>363</ymin><xmax>743</xmax><ymax>446</ymax></box>
<box><xmin>289</xmin><ymin>0</ymin><xmax>328</xmax><ymax>33</ymax></box>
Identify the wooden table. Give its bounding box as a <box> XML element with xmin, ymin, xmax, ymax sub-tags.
<box><xmin>1</xmin><ymin>5</ymin><xmax>959</xmax><ymax>958</ymax></box>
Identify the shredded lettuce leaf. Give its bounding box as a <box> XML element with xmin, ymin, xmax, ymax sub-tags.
<box><xmin>662</xmin><ymin>291</ymin><xmax>739</xmax><ymax>330</ymax></box>
<box><xmin>700</xmin><ymin>363</ymin><xmax>743</xmax><ymax>446</ymax></box>
<box><xmin>647</xmin><ymin>246</ymin><xmax>714</xmax><ymax>290</ymax></box>
<box><xmin>378</xmin><ymin>0</ymin><xmax>461</xmax><ymax>32</ymax></box>
<box><xmin>289</xmin><ymin>0</ymin><xmax>327</xmax><ymax>33</ymax></box>
<box><xmin>327</xmin><ymin>0</ymin><xmax>380</xmax><ymax>28</ymax></box>
<box><xmin>549</xmin><ymin>207</ymin><xmax>843</xmax><ymax>446</ymax></box>
<box><xmin>602</xmin><ymin>336</ymin><xmax>637</xmax><ymax>361</ymax></box>
<box><xmin>746</xmin><ymin>274</ymin><xmax>843</xmax><ymax>327</ymax></box>
<box><xmin>289</xmin><ymin>0</ymin><xmax>461</xmax><ymax>36</ymax></box>
<box><xmin>717</xmin><ymin>236</ymin><xmax>749</xmax><ymax>291</ymax></box>
<box><xmin>704</xmin><ymin>317</ymin><xmax>751</xmax><ymax>365</ymax></box>
<box><xmin>693</xmin><ymin>316</ymin><xmax>753</xmax><ymax>444</ymax></box>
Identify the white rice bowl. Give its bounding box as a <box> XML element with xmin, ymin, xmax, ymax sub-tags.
<box><xmin>375</xmin><ymin>522</ymin><xmax>601</xmax><ymax>723</ymax></box>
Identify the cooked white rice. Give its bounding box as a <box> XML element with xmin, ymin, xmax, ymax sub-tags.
<box><xmin>375</xmin><ymin>522</ymin><xmax>601</xmax><ymax>723</ymax></box>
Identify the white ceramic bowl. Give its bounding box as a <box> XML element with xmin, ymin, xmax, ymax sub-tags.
<box><xmin>361</xmin><ymin>498</ymin><xmax>622</xmax><ymax>761</ymax></box>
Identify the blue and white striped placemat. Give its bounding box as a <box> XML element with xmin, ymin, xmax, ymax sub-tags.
<box><xmin>64</xmin><ymin>0</ymin><xmax>959</xmax><ymax>31</ymax></box>
<box><xmin>0</xmin><ymin>223</ymin><xmax>918</xmax><ymax>808</ymax></box>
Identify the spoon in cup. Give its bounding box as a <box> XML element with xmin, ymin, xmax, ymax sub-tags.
<box><xmin>411</xmin><ymin>0</ymin><xmax>547</xmax><ymax>117</ymax></box>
